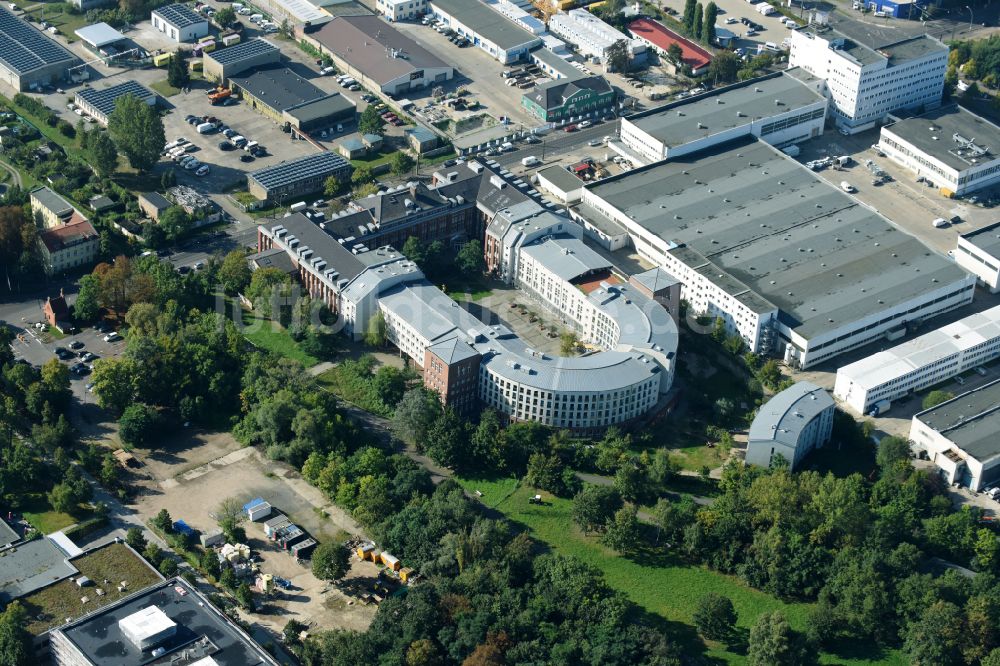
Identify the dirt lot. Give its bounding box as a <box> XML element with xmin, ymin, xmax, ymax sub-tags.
<box><xmin>130</xmin><ymin>431</ymin><xmax>377</xmax><ymax>634</ymax></box>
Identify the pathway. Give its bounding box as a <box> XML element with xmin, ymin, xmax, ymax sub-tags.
<box><xmin>0</xmin><ymin>157</ymin><xmax>22</xmax><ymax>188</ymax></box>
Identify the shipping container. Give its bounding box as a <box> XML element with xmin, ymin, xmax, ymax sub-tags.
<box><xmin>153</xmin><ymin>53</ymin><xmax>172</xmax><ymax>67</ymax></box>
<box><xmin>243</xmin><ymin>497</ymin><xmax>272</xmax><ymax>521</ymax></box>
<box><xmin>264</xmin><ymin>515</ymin><xmax>290</xmax><ymax>538</ymax></box>
<box><xmin>291</xmin><ymin>538</ymin><xmax>316</xmax><ymax>559</ymax></box>
<box><xmin>380</xmin><ymin>552</ymin><xmax>401</xmax><ymax>571</ymax></box>
<box><xmin>222</xmin><ymin>33</ymin><xmax>241</xmax><ymax>46</ymax></box>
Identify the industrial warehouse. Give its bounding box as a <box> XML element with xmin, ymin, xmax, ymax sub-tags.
<box><xmin>248</xmin><ymin>151</ymin><xmax>352</xmax><ymax>202</ymax></box>
<box><xmin>74</xmin><ymin>80</ymin><xmax>158</xmax><ymax>126</ymax></box>
<box><xmin>204</xmin><ymin>37</ymin><xmax>281</xmax><ymax>82</ymax></box>
<box><xmin>576</xmin><ymin>137</ymin><xmax>976</xmax><ymax>369</ymax></box>
<box><xmin>0</xmin><ymin>5</ymin><xmax>81</xmax><ymax>90</ymax></box>
<box><xmin>228</xmin><ymin>65</ymin><xmax>355</xmax><ymax>130</ymax></box>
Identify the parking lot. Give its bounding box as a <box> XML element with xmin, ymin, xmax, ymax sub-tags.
<box><xmin>792</xmin><ymin>127</ymin><xmax>998</xmax><ymax>255</ymax></box>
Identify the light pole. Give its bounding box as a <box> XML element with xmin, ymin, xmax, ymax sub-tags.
<box><xmin>965</xmin><ymin>5</ymin><xmax>974</xmax><ymax>31</ymax></box>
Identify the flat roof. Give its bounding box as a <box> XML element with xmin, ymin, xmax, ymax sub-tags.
<box><xmin>31</xmin><ymin>185</ymin><xmax>74</xmax><ymax>216</ymax></box>
<box><xmin>837</xmin><ymin>304</ymin><xmax>1000</xmax><ymax>389</ymax></box>
<box><xmin>521</xmin><ymin>235</ymin><xmax>609</xmax><ymax>281</ymax></box>
<box><xmin>530</xmin><ymin>47</ymin><xmax>582</xmax><ymax>79</ymax></box>
<box><xmin>0</xmin><ymin>5</ymin><xmax>79</xmax><ymax>76</ymax></box>
<box><xmin>883</xmin><ymin>105</ymin><xmax>1000</xmax><ymax>172</ymax></box>
<box><xmin>205</xmin><ymin>37</ymin><xmax>278</xmax><ymax>67</ymax></box>
<box><xmin>798</xmin><ymin>19</ymin><xmax>945</xmax><ymax>67</ymax></box>
<box><xmin>537</xmin><ymin>164</ymin><xmax>584</xmax><ymax>193</ymax></box>
<box><xmin>916</xmin><ymin>378</ymin><xmax>1000</xmax><ymax>463</ymax></box>
<box><xmin>249</xmin><ymin>152</ymin><xmax>351</xmax><ymax>191</ymax></box>
<box><xmin>430</xmin><ymin>0</ymin><xmax>541</xmax><ymax>50</ymax></box>
<box><xmin>0</xmin><ymin>537</ymin><xmax>76</xmax><ymax>602</ymax></box>
<box><xmin>152</xmin><ymin>3</ymin><xmax>207</xmax><ymax>29</ymax></box>
<box><xmin>314</xmin><ymin>16</ymin><xmax>450</xmax><ymax>86</ymax></box>
<box><xmin>261</xmin><ymin>0</ymin><xmax>328</xmax><ymax>24</ymax></box>
<box><xmin>961</xmin><ymin>221</ymin><xmax>1000</xmax><ymax>260</ymax></box>
<box><xmin>585</xmin><ymin>137</ymin><xmax>971</xmax><ymax>339</ymax></box>
<box><xmin>259</xmin><ymin>213</ymin><xmax>366</xmax><ymax>282</ymax></box>
<box><xmin>74</xmin><ymin>22</ymin><xmax>125</xmax><ymax>48</ymax></box>
<box><xmin>54</xmin><ymin>577</ymin><xmax>279</xmax><ymax>666</ymax></box>
<box><xmin>626</xmin><ymin>69</ymin><xmax>825</xmax><ymax>149</ymax></box>
<box><xmin>285</xmin><ymin>92</ymin><xmax>355</xmax><ymax>124</ymax></box>
<box><xmin>230</xmin><ymin>65</ymin><xmax>325</xmax><ymax>112</ymax></box>
<box><xmin>749</xmin><ymin>381</ymin><xmax>833</xmax><ymax>447</ymax></box>
<box><xmin>76</xmin><ymin>80</ymin><xmax>156</xmax><ymax>117</ymax></box>
<box><xmin>0</xmin><ymin>519</ymin><xmax>17</xmax><ymax>547</ymax></box>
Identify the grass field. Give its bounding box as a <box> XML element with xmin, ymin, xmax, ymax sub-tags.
<box><xmin>241</xmin><ymin>313</ymin><xmax>319</xmax><ymax>367</ymax></box>
<box><xmin>21</xmin><ymin>2</ymin><xmax>90</xmax><ymax>43</ymax></box>
<box><xmin>21</xmin><ymin>494</ymin><xmax>82</xmax><ymax>534</ymax></box>
<box><xmin>455</xmin><ymin>477</ymin><xmax>903</xmax><ymax>665</ymax></box>
<box><xmin>151</xmin><ymin>79</ymin><xmax>183</xmax><ymax>98</ymax></box>
<box><xmin>20</xmin><ymin>543</ymin><xmax>162</xmax><ymax>635</ymax></box>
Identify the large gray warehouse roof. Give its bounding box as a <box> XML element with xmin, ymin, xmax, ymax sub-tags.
<box><xmin>430</xmin><ymin>0</ymin><xmax>540</xmax><ymax>50</ymax></box>
<box><xmin>249</xmin><ymin>151</ymin><xmax>351</xmax><ymax>191</ymax></box>
<box><xmin>0</xmin><ymin>5</ymin><xmax>79</xmax><ymax>76</ymax></box>
<box><xmin>152</xmin><ymin>3</ymin><xmax>206</xmax><ymax>29</ymax></box>
<box><xmin>313</xmin><ymin>16</ymin><xmax>450</xmax><ymax>86</ymax></box>
<box><xmin>285</xmin><ymin>92</ymin><xmax>355</xmax><ymax>125</ymax></box>
<box><xmin>229</xmin><ymin>66</ymin><xmax>325</xmax><ymax>112</ymax></box>
<box><xmin>76</xmin><ymin>81</ymin><xmax>156</xmax><ymax>117</ymax></box>
<box><xmin>585</xmin><ymin>137</ymin><xmax>971</xmax><ymax>339</ymax></box>
<box><xmin>961</xmin><ymin>221</ymin><xmax>1000</xmax><ymax>260</ymax></box>
<box><xmin>883</xmin><ymin>105</ymin><xmax>1000</xmax><ymax>172</ymax></box>
<box><xmin>0</xmin><ymin>537</ymin><xmax>76</xmax><ymax>602</ymax></box>
<box><xmin>626</xmin><ymin>69</ymin><xmax>825</xmax><ymax>149</ymax></box>
<box><xmin>916</xmin><ymin>378</ymin><xmax>1000</xmax><ymax>463</ymax></box>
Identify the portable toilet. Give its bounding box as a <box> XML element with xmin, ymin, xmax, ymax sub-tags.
<box><xmin>380</xmin><ymin>552</ymin><xmax>401</xmax><ymax>572</ymax></box>
<box><xmin>243</xmin><ymin>498</ymin><xmax>272</xmax><ymax>522</ymax></box>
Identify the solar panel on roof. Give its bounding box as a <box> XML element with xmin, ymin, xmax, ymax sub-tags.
<box><xmin>77</xmin><ymin>81</ymin><xmax>155</xmax><ymax>117</ymax></box>
<box><xmin>207</xmin><ymin>38</ymin><xmax>278</xmax><ymax>65</ymax></box>
<box><xmin>0</xmin><ymin>5</ymin><xmax>79</xmax><ymax>75</ymax></box>
<box><xmin>250</xmin><ymin>153</ymin><xmax>351</xmax><ymax>190</ymax></box>
<box><xmin>153</xmin><ymin>3</ymin><xmax>205</xmax><ymax>29</ymax></box>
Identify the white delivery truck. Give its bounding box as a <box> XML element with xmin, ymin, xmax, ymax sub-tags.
<box><xmin>196</xmin><ymin>122</ymin><xmax>215</xmax><ymax>134</ymax></box>
<box><xmin>932</xmin><ymin>218</ymin><xmax>948</xmax><ymax>228</ymax></box>
<box><xmin>290</xmin><ymin>201</ymin><xmax>307</xmax><ymax>212</ymax></box>
<box><xmin>756</xmin><ymin>3</ymin><xmax>775</xmax><ymax>14</ymax></box>
<box><xmin>521</xmin><ymin>155</ymin><xmax>540</xmax><ymax>167</ymax></box>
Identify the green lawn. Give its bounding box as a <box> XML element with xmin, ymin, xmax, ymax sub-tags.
<box><xmin>350</xmin><ymin>148</ymin><xmax>399</xmax><ymax>170</ymax></box>
<box><xmin>151</xmin><ymin>79</ymin><xmax>182</xmax><ymax>98</ymax></box>
<box><xmin>21</xmin><ymin>543</ymin><xmax>162</xmax><ymax>635</ymax></box>
<box><xmin>457</xmin><ymin>479</ymin><xmax>902</xmax><ymax>665</ymax></box>
<box><xmin>22</xmin><ymin>1</ymin><xmax>91</xmax><ymax>42</ymax></box>
<box><xmin>21</xmin><ymin>494</ymin><xmax>83</xmax><ymax>534</ymax></box>
<box><xmin>241</xmin><ymin>313</ymin><xmax>319</xmax><ymax>367</ymax></box>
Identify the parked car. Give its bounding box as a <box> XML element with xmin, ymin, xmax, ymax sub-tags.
<box><xmin>240</xmin><ymin>154</ymin><xmax>255</xmax><ymax>162</ymax></box>
<box><xmin>69</xmin><ymin>340</ymin><xmax>85</xmax><ymax>350</ymax></box>
<box><xmin>196</xmin><ymin>165</ymin><xmax>210</xmax><ymax>176</ymax></box>
<box><xmin>103</xmin><ymin>332</ymin><xmax>121</xmax><ymax>342</ymax></box>
<box><xmin>563</xmin><ymin>124</ymin><xmax>578</xmax><ymax>132</ymax></box>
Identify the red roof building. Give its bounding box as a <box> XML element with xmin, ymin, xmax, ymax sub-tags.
<box><xmin>37</xmin><ymin>219</ymin><xmax>100</xmax><ymax>276</ymax></box>
<box><xmin>628</xmin><ymin>18</ymin><xmax>713</xmax><ymax>75</ymax></box>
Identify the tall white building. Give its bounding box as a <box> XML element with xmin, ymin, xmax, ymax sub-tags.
<box><xmin>834</xmin><ymin>304</ymin><xmax>1000</xmax><ymax>415</ymax></box>
<box><xmin>549</xmin><ymin>8</ymin><xmax>644</xmax><ymax>67</ymax></box>
<box><xmin>788</xmin><ymin>24</ymin><xmax>947</xmax><ymax>134</ymax></box>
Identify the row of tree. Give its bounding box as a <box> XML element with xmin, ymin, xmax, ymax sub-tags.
<box><xmin>682</xmin><ymin>0</ymin><xmax>719</xmax><ymax>47</ymax></box>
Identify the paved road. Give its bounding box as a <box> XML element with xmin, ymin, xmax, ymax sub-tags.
<box><xmin>0</xmin><ymin>157</ymin><xmax>22</xmax><ymax>188</ymax></box>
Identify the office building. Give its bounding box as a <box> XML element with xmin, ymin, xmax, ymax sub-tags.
<box><xmin>151</xmin><ymin>3</ymin><xmax>209</xmax><ymax>43</ymax></box>
<box><xmin>955</xmin><ymin>222</ymin><xmax>1000</xmax><ymax>293</ymax></box>
<box><xmin>30</xmin><ymin>186</ymin><xmax>86</xmax><ymax>229</ymax></box>
<box><xmin>428</xmin><ymin>0</ymin><xmax>542</xmax><ymax>64</ymax></box>
<box><xmin>576</xmin><ymin>137</ymin><xmax>976</xmax><ymax>369</ymax></box>
<box><xmin>376</xmin><ymin>0</ymin><xmax>428</xmax><ymax>21</ymax></box>
<box><xmin>38</xmin><ymin>219</ymin><xmax>100</xmax><ymax>275</ymax></box>
<box><xmin>910</xmin><ymin>379</ymin><xmax>1000</xmax><ymax>491</ymax></box>
<box><xmin>0</xmin><ymin>5</ymin><xmax>81</xmax><ymax>90</ymax></box>
<box><xmin>745</xmin><ymin>381</ymin><xmax>834</xmax><ymax>470</ymax></box>
<box><xmin>248</xmin><ymin>152</ymin><xmax>352</xmax><ymax>202</ymax></box>
<box><xmin>203</xmin><ymin>38</ymin><xmax>281</xmax><ymax>82</ymax></box>
<box><xmin>49</xmin><ymin>577</ymin><xmax>280</xmax><ymax>666</ymax></box>
<box><xmin>311</xmin><ymin>15</ymin><xmax>453</xmax><ymax>95</ymax></box>
<box><xmin>628</xmin><ymin>18</ymin><xmax>712</xmax><ymax>75</ymax></box>
<box><xmin>522</xmin><ymin>74</ymin><xmax>615</xmax><ymax>122</ymax></box>
<box><xmin>878</xmin><ymin>105</ymin><xmax>1000</xmax><ymax>197</ymax></box>
<box><xmin>549</xmin><ymin>8</ymin><xmax>643</xmax><ymax>68</ymax></box>
<box><xmin>619</xmin><ymin>69</ymin><xmax>826</xmax><ymax>164</ymax></box>
<box><xmin>834</xmin><ymin>304</ymin><xmax>1000</xmax><ymax>415</ymax></box>
<box><xmin>74</xmin><ymin>80</ymin><xmax>157</xmax><ymax>126</ymax></box>
<box><xmin>788</xmin><ymin>20</ymin><xmax>947</xmax><ymax>134</ymax></box>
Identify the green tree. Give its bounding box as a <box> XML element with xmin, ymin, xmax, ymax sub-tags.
<box><xmin>708</xmin><ymin>50</ymin><xmax>740</xmax><ymax>84</ymax></box>
<box><xmin>559</xmin><ymin>331</ymin><xmax>578</xmax><ymax>356</ymax></box>
<box><xmin>235</xmin><ymin>582</ymin><xmax>254</xmax><ymax>610</ymax></box>
<box><xmin>455</xmin><ymin>239</ymin><xmax>484</xmax><ymax>278</ymax></box>
<box><xmin>667</xmin><ymin>42</ymin><xmax>684</xmax><ymax>65</ymax></box>
<box><xmin>922</xmin><ymin>390</ymin><xmax>955</xmax><ymax>410</ymax></box>
<box><xmin>159</xmin><ymin>206</ymin><xmax>192</xmax><ymax>241</ymax></box>
<box><xmin>682</xmin><ymin>0</ymin><xmax>697</xmax><ymax>32</ymax></box>
<box><xmin>0</xmin><ymin>602</ymin><xmax>32</xmax><ymax>666</ymax></box>
<box><xmin>216</xmin><ymin>497</ymin><xmax>246</xmax><ymax>542</ymax></box>
<box><xmin>984</xmin><ymin>649</ymin><xmax>1000</xmax><ymax>666</ymax></box>
<box><xmin>389</xmin><ymin>151</ymin><xmax>415</xmax><ymax>176</ymax></box>
<box><xmin>364</xmin><ymin>310</ymin><xmax>387</xmax><ymax>348</ymax></box>
<box><xmin>392</xmin><ymin>387</ymin><xmax>441</xmax><ymax>446</ymax></box>
<box><xmin>525</xmin><ymin>453</ymin><xmax>564</xmax><ymax>493</ymax></box>
<box><xmin>74</xmin><ymin>273</ymin><xmax>102</xmax><ymax>322</ymax></box>
<box><xmin>214</xmin><ymin>6</ymin><xmax>236</xmax><ymax>26</ymax></box>
<box><xmin>158</xmin><ymin>557</ymin><xmax>178</xmax><ymax>577</ymax></box>
<box><xmin>693</xmin><ymin>3</ymin><xmax>704</xmax><ymax>42</ymax></box>
<box><xmin>90</xmin><ymin>131</ymin><xmax>119</xmax><ymax>177</ymax></box>
<box><xmin>702</xmin><ymin>2</ymin><xmax>718</xmax><ymax>44</ymax></box>
<box><xmin>312</xmin><ymin>541</ymin><xmax>350</xmax><ymax>581</ymax></box>
<box><xmin>358</xmin><ymin>106</ymin><xmax>385</xmax><ymax>136</ymax></box>
<box><xmin>748</xmin><ymin>612</ymin><xmax>812</xmax><ymax>666</ymax></box>
<box><xmin>693</xmin><ymin>593</ymin><xmax>737</xmax><ymax>642</ymax></box>
<box><xmin>571</xmin><ymin>485</ymin><xmax>622</xmax><ymax>533</ymax></box>
<box><xmin>352</xmin><ymin>164</ymin><xmax>374</xmax><ymax>185</ymax></box>
<box><xmin>219</xmin><ymin>566</ymin><xmax>237</xmax><ymax>590</ymax></box>
<box><xmin>167</xmin><ymin>49</ymin><xmax>190</xmax><ymax>89</ymax></box>
<box><xmin>152</xmin><ymin>508</ymin><xmax>172</xmax><ymax>532</ymax></box>
<box><xmin>119</xmin><ymin>403</ymin><xmax>159</xmax><ymax>448</ymax></box>
<box><xmin>125</xmin><ymin>527</ymin><xmax>147</xmax><ymax>552</ymax></box>
<box><xmin>107</xmin><ymin>93</ymin><xmax>165</xmax><ymax>173</ymax></box>
<box><xmin>605</xmin><ymin>38</ymin><xmax>630</xmax><ymax>72</ymax></box>
<box><xmin>601</xmin><ymin>506</ymin><xmax>640</xmax><ymax>553</ymax></box>
<box><xmin>200</xmin><ymin>549</ymin><xmax>221</xmax><ymax>578</ymax></box>
<box><xmin>876</xmin><ymin>436</ymin><xmax>911</xmax><ymax>471</ymax></box>
<box><xmin>903</xmin><ymin>601</ymin><xmax>964</xmax><ymax>666</ymax></box>
<box><xmin>323</xmin><ymin>175</ymin><xmax>341</xmax><ymax>197</ymax></box>
<box><xmin>218</xmin><ymin>249</ymin><xmax>251</xmax><ymax>295</ymax></box>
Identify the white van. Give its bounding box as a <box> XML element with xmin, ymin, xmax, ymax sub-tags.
<box><xmin>249</xmin><ymin>13</ymin><xmax>263</xmax><ymax>21</ymax></box>
<box><xmin>932</xmin><ymin>217</ymin><xmax>948</xmax><ymax>228</ymax></box>
<box><xmin>521</xmin><ymin>155</ymin><xmax>540</xmax><ymax>167</ymax></box>
<box><xmin>500</xmin><ymin>141</ymin><xmax>514</xmax><ymax>152</ymax></box>
<box><xmin>764</xmin><ymin>41</ymin><xmax>780</xmax><ymax>52</ymax></box>
<box><xmin>290</xmin><ymin>201</ymin><xmax>307</xmax><ymax>212</ymax></box>
<box><xmin>196</xmin><ymin>122</ymin><xmax>215</xmax><ymax>134</ymax></box>
<box><xmin>244</xmin><ymin>140</ymin><xmax>259</xmax><ymax>152</ymax></box>
<box><xmin>840</xmin><ymin>181</ymin><xmax>855</xmax><ymax>193</ymax></box>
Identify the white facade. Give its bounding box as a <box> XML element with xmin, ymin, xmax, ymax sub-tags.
<box><xmin>429</xmin><ymin>0</ymin><xmax>542</xmax><ymax>64</ymax></box>
<box><xmin>150</xmin><ymin>6</ymin><xmax>209</xmax><ymax>43</ymax></box>
<box><xmin>834</xmin><ymin>304</ymin><xmax>1000</xmax><ymax>415</ymax></box>
<box><xmin>489</xmin><ymin>0</ymin><xmax>545</xmax><ymax>35</ymax></box>
<box><xmin>878</xmin><ymin>108</ymin><xmax>1000</xmax><ymax>197</ymax></box>
<box><xmin>376</xmin><ymin>0</ymin><xmax>427</xmax><ymax>21</ymax></box>
<box><xmin>549</xmin><ymin>8</ymin><xmax>643</xmax><ymax>65</ymax></box>
<box><xmin>788</xmin><ymin>29</ymin><xmax>947</xmax><ymax>133</ymax></box>
<box><xmin>745</xmin><ymin>382</ymin><xmax>835</xmax><ymax>470</ymax></box>
<box><xmin>955</xmin><ymin>223</ymin><xmax>1000</xmax><ymax>293</ymax></box>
